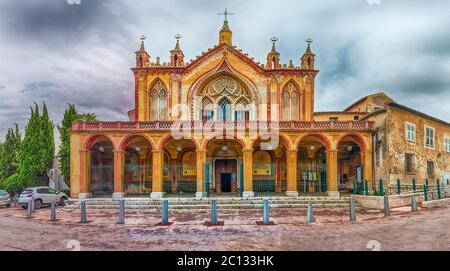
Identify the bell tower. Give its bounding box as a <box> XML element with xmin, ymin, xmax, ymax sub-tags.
<box><xmin>135</xmin><ymin>35</ymin><xmax>150</xmax><ymax>68</ymax></box>
<box><xmin>170</xmin><ymin>34</ymin><xmax>185</xmax><ymax>67</ymax></box>
<box><xmin>266</xmin><ymin>37</ymin><xmax>280</xmax><ymax>69</ymax></box>
<box><xmin>301</xmin><ymin>38</ymin><xmax>315</xmax><ymax>70</ymax></box>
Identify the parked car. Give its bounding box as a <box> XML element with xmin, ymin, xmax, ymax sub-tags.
<box><xmin>18</xmin><ymin>187</ymin><xmax>68</xmax><ymax>209</ymax></box>
<box><xmin>0</xmin><ymin>190</ymin><xmax>11</xmax><ymax>208</ymax></box>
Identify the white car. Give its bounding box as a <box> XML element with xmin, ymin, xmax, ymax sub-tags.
<box><xmin>0</xmin><ymin>190</ymin><xmax>11</xmax><ymax>208</ymax></box>
<box><xmin>18</xmin><ymin>187</ymin><xmax>68</xmax><ymax>209</ymax></box>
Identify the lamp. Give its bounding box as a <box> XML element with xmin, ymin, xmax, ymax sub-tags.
<box><xmin>176</xmin><ymin>146</ymin><xmax>183</xmax><ymax>152</ymax></box>
<box><xmin>135</xmin><ymin>147</ymin><xmax>141</xmax><ymax>152</ymax></box>
<box><xmin>99</xmin><ymin>147</ymin><xmax>104</xmax><ymax>153</ymax></box>
<box><xmin>347</xmin><ymin>146</ymin><xmax>353</xmax><ymax>152</ymax></box>
<box><xmin>309</xmin><ymin>146</ymin><xmax>315</xmax><ymax>151</ymax></box>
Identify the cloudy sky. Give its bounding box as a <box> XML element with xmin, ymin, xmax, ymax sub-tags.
<box><xmin>0</xmin><ymin>0</ymin><xmax>449</xmax><ymax>143</ymax></box>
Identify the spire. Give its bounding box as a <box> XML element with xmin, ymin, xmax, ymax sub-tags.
<box><xmin>266</xmin><ymin>37</ymin><xmax>280</xmax><ymax>69</ymax></box>
<box><xmin>301</xmin><ymin>37</ymin><xmax>316</xmax><ymax>69</ymax></box>
<box><xmin>270</xmin><ymin>37</ymin><xmax>279</xmax><ymax>54</ymax></box>
<box><xmin>135</xmin><ymin>35</ymin><xmax>150</xmax><ymax>68</ymax></box>
<box><xmin>170</xmin><ymin>34</ymin><xmax>184</xmax><ymax>67</ymax></box>
<box><xmin>218</xmin><ymin>8</ymin><xmax>233</xmax><ymax>45</ymax></box>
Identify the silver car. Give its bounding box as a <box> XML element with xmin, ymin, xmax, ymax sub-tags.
<box><xmin>0</xmin><ymin>190</ymin><xmax>11</xmax><ymax>208</ymax></box>
<box><xmin>18</xmin><ymin>187</ymin><xmax>68</xmax><ymax>209</ymax></box>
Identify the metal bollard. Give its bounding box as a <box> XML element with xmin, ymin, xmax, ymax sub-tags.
<box><xmin>263</xmin><ymin>199</ymin><xmax>270</xmax><ymax>225</ymax></box>
<box><xmin>379</xmin><ymin>178</ymin><xmax>384</xmax><ymax>196</ymax></box>
<box><xmin>423</xmin><ymin>184</ymin><xmax>428</xmax><ymax>202</ymax></box>
<box><xmin>211</xmin><ymin>200</ymin><xmax>218</xmax><ymax>225</ymax></box>
<box><xmin>118</xmin><ymin>199</ymin><xmax>125</xmax><ymax>224</ymax></box>
<box><xmin>26</xmin><ymin>198</ymin><xmax>33</xmax><ymax>219</ymax></box>
<box><xmin>306</xmin><ymin>202</ymin><xmax>315</xmax><ymax>224</ymax></box>
<box><xmin>412</xmin><ymin>178</ymin><xmax>417</xmax><ymax>193</ymax></box>
<box><xmin>350</xmin><ymin>198</ymin><xmax>356</xmax><ymax>222</ymax></box>
<box><xmin>411</xmin><ymin>196</ymin><xmax>418</xmax><ymax>212</ymax></box>
<box><xmin>80</xmin><ymin>200</ymin><xmax>87</xmax><ymax>223</ymax></box>
<box><xmin>50</xmin><ymin>200</ymin><xmax>56</xmax><ymax>221</ymax></box>
<box><xmin>397</xmin><ymin>178</ymin><xmax>401</xmax><ymax>194</ymax></box>
<box><xmin>162</xmin><ymin>200</ymin><xmax>169</xmax><ymax>225</ymax></box>
<box><xmin>384</xmin><ymin>195</ymin><xmax>390</xmax><ymax>217</ymax></box>
<box><xmin>364</xmin><ymin>180</ymin><xmax>369</xmax><ymax>196</ymax></box>
<box><xmin>437</xmin><ymin>179</ymin><xmax>441</xmax><ymax>200</ymax></box>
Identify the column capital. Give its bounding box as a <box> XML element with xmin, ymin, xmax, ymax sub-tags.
<box><xmin>151</xmin><ymin>149</ymin><xmax>163</xmax><ymax>154</ymax></box>
<box><xmin>326</xmin><ymin>149</ymin><xmax>338</xmax><ymax>153</ymax></box>
<box><xmin>195</xmin><ymin>150</ymin><xmax>207</xmax><ymax>153</ymax></box>
<box><xmin>242</xmin><ymin>148</ymin><xmax>254</xmax><ymax>152</ymax></box>
<box><xmin>79</xmin><ymin>149</ymin><xmax>91</xmax><ymax>153</ymax></box>
<box><xmin>113</xmin><ymin>149</ymin><xmax>126</xmax><ymax>153</ymax></box>
<box><xmin>287</xmin><ymin>149</ymin><xmax>298</xmax><ymax>154</ymax></box>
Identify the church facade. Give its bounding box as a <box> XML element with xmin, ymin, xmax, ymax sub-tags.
<box><xmin>70</xmin><ymin>17</ymin><xmax>376</xmax><ymax>199</ymax></box>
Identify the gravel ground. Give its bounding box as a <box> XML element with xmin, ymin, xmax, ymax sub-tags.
<box><xmin>0</xmin><ymin>204</ymin><xmax>449</xmax><ymax>251</ymax></box>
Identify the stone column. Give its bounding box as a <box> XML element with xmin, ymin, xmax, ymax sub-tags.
<box><xmin>79</xmin><ymin>149</ymin><xmax>92</xmax><ymax>199</ymax></box>
<box><xmin>151</xmin><ymin>150</ymin><xmax>164</xmax><ymax>199</ymax></box>
<box><xmin>243</xmin><ymin>149</ymin><xmax>254</xmax><ymax>198</ymax></box>
<box><xmin>195</xmin><ymin>150</ymin><xmax>207</xmax><ymax>198</ymax></box>
<box><xmin>326</xmin><ymin>149</ymin><xmax>339</xmax><ymax>198</ymax></box>
<box><xmin>361</xmin><ymin>150</ymin><xmax>373</xmax><ymax>188</ymax></box>
<box><xmin>286</xmin><ymin>150</ymin><xmax>299</xmax><ymax>196</ymax></box>
<box><xmin>113</xmin><ymin>150</ymin><xmax>125</xmax><ymax>200</ymax></box>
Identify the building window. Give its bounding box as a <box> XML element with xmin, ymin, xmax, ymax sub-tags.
<box><xmin>405</xmin><ymin>153</ymin><xmax>414</xmax><ymax>174</ymax></box>
<box><xmin>445</xmin><ymin>137</ymin><xmax>450</xmax><ymax>153</ymax></box>
<box><xmin>406</xmin><ymin>123</ymin><xmax>415</xmax><ymax>143</ymax></box>
<box><xmin>150</xmin><ymin>80</ymin><xmax>167</xmax><ymax>121</ymax></box>
<box><xmin>427</xmin><ymin>161</ymin><xmax>434</xmax><ymax>177</ymax></box>
<box><xmin>425</xmin><ymin>126</ymin><xmax>435</xmax><ymax>148</ymax></box>
<box><xmin>353</xmin><ymin>116</ymin><xmax>360</xmax><ymax>121</ymax></box>
<box><xmin>281</xmin><ymin>82</ymin><xmax>300</xmax><ymax>121</ymax></box>
<box><xmin>329</xmin><ymin>117</ymin><xmax>338</xmax><ymax>122</ymax></box>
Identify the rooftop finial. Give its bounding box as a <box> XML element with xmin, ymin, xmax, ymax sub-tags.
<box><xmin>139</xmin><ymin>34</ymin><xmax>147</xmax><ymax>50</ymax></box>
<box><xmin>306</xmin><ymin>37</ymin><xmax>313</xmax><ymax>46</ymax></box>
<box><xmin>218</xmin><ymin>8</ymin><xmax>234</xmax><ymax>22</ymax></box>
<box><xmin>305</xmin><ymin>37</ymin><xmax>313</xmax><ymax>54</ymax></box>
<box><xmin>174</xmin><ymin>34</ymin><xmax>181</xmax><ymax>50</ymax></box>
<box><xmin>270</xmin><ymin>37</ymin><xmax>279</xmax><ymax>53</ymax></box>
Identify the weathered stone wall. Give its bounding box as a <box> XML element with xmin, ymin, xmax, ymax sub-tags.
<box><xmin>381</xmin><ymin>107</ymin><xmax>450</xmax><ymax>186</ymax></box>
<box><xmin>352</xmin><ymin>194</ymin><xmax>423</xmax><ymax>209</ymax></box>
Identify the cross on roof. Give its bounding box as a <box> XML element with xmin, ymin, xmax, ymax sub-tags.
<box><xmin>306</xmin><ymin>37</ymin><xmax>313</xmax><ymax>46</ymax></box>
<box><xmin>218</xmin><ymin>8</ymin><xmax>234</xmax><ymax>22</ymax></box>
<box><xmin>140</xmin><ymin>35</ymin><xmax>147</xmax><ymax>41</ymax></box>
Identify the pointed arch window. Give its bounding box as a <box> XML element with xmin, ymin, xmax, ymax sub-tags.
<box><xmin>201</xmin><ymin>97</ymin><xmax>214</xmax><ymax>122</ymax></box>
<box><xmin>235</xmin><ymin>98</ymin><xmax>250</xmax><ymax>121</ymax></box>
<box><xmin>218</xmin><ymin>98</ymin><xmax>232</xmax><ymax>121</ymax></box>
<box><xmin>150</xmin><ymin>80</ymin><xmax>168</xmax><ymax>120</ymax></box>
<box><xmin>281</xmin><ymin>82</ymin><xmax>301</xmax><ymax>121</ymax></box>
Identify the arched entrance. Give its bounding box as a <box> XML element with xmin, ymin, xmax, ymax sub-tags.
<box><xmin>252</xmin><ymin>138</ymin><xmax>288</xmax><ymax>196</ymax></box>
<box><xmin>296</xmin><ymin>134</ymin><xmax>329</xmax><ymax>195</ymax></box>
<box><xmin>205</xmin><ymin>138</ymin><xmax>244</xmax><ymax>195</ymax></box>
<box><xmin>89</xmin><ymin>138</ymin><xmax>114</xmax><ymax>197</ymax></box>
<box><xmin>122</xmin><ymin>136</ymin><xmax>153</xmax><ymax>196</ymax></box>
<box><xmin>337</xmin><ymin>135</ymin><xmax>365</xmax><ymax>194</ymax></box>
<box><xmin>161</xmin><ymin>138</ymin><xmax>198</xmax><ymax>197</ymax></box>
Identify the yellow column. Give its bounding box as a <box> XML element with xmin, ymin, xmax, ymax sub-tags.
<box><xmin>196</xmin><ymin>150</ymin><xmax>207</xmax><ymax>197</ymax></box>
<box><xmin>326</xmin><ymin>149</ymin><xmax>339</xmax><ymax>197</ymax></box>
<box><xmin>79</xmin><ymin>149</ymin><xmax>91</xmax><ymax>199</ymax></box>
<box><xmin>361</xmin><ymin>150</ymin><xmax>373</xmax><ymax>188</ymax></box>
<box><xmin>151</xmin><ymin>150</ymin><xmax>164</xmax><ymax>198</ymax></box>
<box><xmin>113</xmin><ymin>150</ymin><xmax>125</xmax><ymax>199</ymax></box>
<box><xmin>286</xmin><ymin>150</ymin><xmax>298</xmax><ymax>196</ymax></box>
<box><xmin>243</xmin><ymin>149</ymin><xmax>254</xmax><ymax>197</ymax></box>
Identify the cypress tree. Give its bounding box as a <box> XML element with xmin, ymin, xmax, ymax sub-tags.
<box><xmin>0</xmin><ymin>124</ymin><xmax>21</xmax><ymax>180</ymax></box>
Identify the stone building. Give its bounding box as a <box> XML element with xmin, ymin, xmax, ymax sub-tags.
<box><xmin>348</xmin><ymin>94</ymin><xmax>450</xmax><ymax>187</ymax></box>
<box><xmin>70</xmin><ymin>15</ymin><xmax>375</xmax><ymax>199</ymax></box>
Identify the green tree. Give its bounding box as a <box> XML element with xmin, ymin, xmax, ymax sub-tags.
<box><xmin>57</xmin><ymin>104</ymin><xmax>96</xmax><ymax>183</ymax></box>
<box><xmin>0</xmin><ymin>124</ymin><xmax>21</xmax><ymax>181</ymax></box>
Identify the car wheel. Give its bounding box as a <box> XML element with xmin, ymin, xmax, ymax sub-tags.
<box><xmin>59</xmin><ymin>197</ymin><xmax>67</xmax><ymax>206</ymax></box>
<box><xmin>21</xmin><ymin>205</ymin><xmax>28</xmax><ymax>209</ymax></box>
<box><xmin>34</xmin><ymin>199</ymin><xmax>42</xmax><ymax>209</ymax></box>
<box><xmin>6</xmin><ymin>204</ymin><xmax>11</xmax><ymax>208</ymax></box>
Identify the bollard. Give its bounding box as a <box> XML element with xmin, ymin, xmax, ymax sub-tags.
<box><xmin>211</xmin><ymin>200</ymin><xmax>218</xmax><ymax>225</ymax></box>
<box><xmin>425</xmin><ymin>178</ymin><xmax>429</xmax><ymax>187</ymax></box>
<box><xmin>350</xmin><ymin>198</ymin><xmax>356</xmax><ymax>222</ymax></box>
<box><xmin>379</xmin><ymin>178</ymin><xmax>384</xmax><ymax>196</ymax></box>
<box><xmin>383</xmin><ymin>195</ymin><xmax>390</xmax><ymax>217</ymax></box>
<box><xmin>80</xmin><ymin>200</ymin><xmax>87</xmax><ymax>223</ymax></box>
<box><xmin>162</xmin><ymin>200</ymin><xmax>169</xmax><ymax>225</ymax></box>
<box><xmin>263</xmin><ymin>199</ymin><xmax>270</xmax><ymax>225</ymax></box>
<box><xmin>397</xmin><ymin>178</ymin><xmax>401</xmax><ymax>194</ymax></box>
<box><xmin>26</xmin><ymin>198</ymin><xmax>33</xmax><ymax>219</ymax></box>
<box><xmin>423</xmin><ymin>184</ymin><xmax>428</xmax><ymax>202</ymax></box>
<box><xmin>50</xmin><ymin>200</ymin><xmax>56</xmax><ymax>221</ymax></box>
<box><xmin>437</xmin><ymin>179</ymin><xmax>441</xmax><ymax>200</ymax></box>
<box><xmin>364</xmin><ymin>180</ymin><xmax>369</xmax><ymax>196</ymax></box>
<box><xmin>411</xmin><ymin>196</ymin><xmax>418</xmax><ymax>212</ymax></box>
<box><xmin>412</xmin><ymin>178</ymin><xmax>417</xmax><ymax>193</ymax></box>
<box><xmin>353</xmin><ymin>180</ymin><xmax>357</xmax><ymax>194</ymax></box>
<box><xmin>306</xmin><ymin>202</ymin><xmax>315</xmax><ymax>224</ymax></box>
<box><xmin>118</xmin><ymin>199</ymin><xmax>125</xmax><ymax>224</ymax></box>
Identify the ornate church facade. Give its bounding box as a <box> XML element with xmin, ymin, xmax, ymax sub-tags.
<box><xmin>70</xmin><ymin>16</ymin><xmax>375</xmax><ymax>199</ymax></box>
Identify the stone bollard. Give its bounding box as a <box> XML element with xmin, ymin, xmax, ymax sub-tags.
<box><xmin>162</xmin><ymin>200</ymin><xmax>169</xmax><ymax>225</ymax></box>
<box><xmin>211</xmin><ymin>200</ymin><xmax>218</xmax><ymax>225</ymax></box>
<box><xmin>350</xmin><ymin>198</ymin><xmax>356</xmax><ymax>222</ymax></box>
<box><xmin>411</xmin><ymin>196</ymin><xmax>418</xmax><ymax>212</ymax></box>
<box><xmin>50</xmin><ymin>200</ymin><xmax>57</xmax><ymax>221</ymax></box>
<box><xmin>26</xmin><ymin>198</ymin><xmax>33</xmax><ymax>219</ymax></box>
<box><xmin>383</xmin><ymin>195</ymin><xmax>390</xmax><ymax>217</ymax></box>
<box><xmin>80</xmin><ymin>200</ymin><xmax>87</xmax><ymax>223</ymax></box>
<box><xmin>306</xmin><ymin>202</ymin><xmax>315</xmax><ymax>224</ymax></box>
<box><xmin>263</xmin><ymin>199</ymin><xmax>270</xmax><ymax>225</ymax></box>
<box><xmin>118</xmin><ymin>199</ymin><xmax>125</xmax><ymax>224</ymax></box>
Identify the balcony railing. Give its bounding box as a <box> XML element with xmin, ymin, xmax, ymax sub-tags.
<box><xmin>72</xmin><ymin>120</ymin><xmax>374</xmax><ymax>131</ymax></box>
